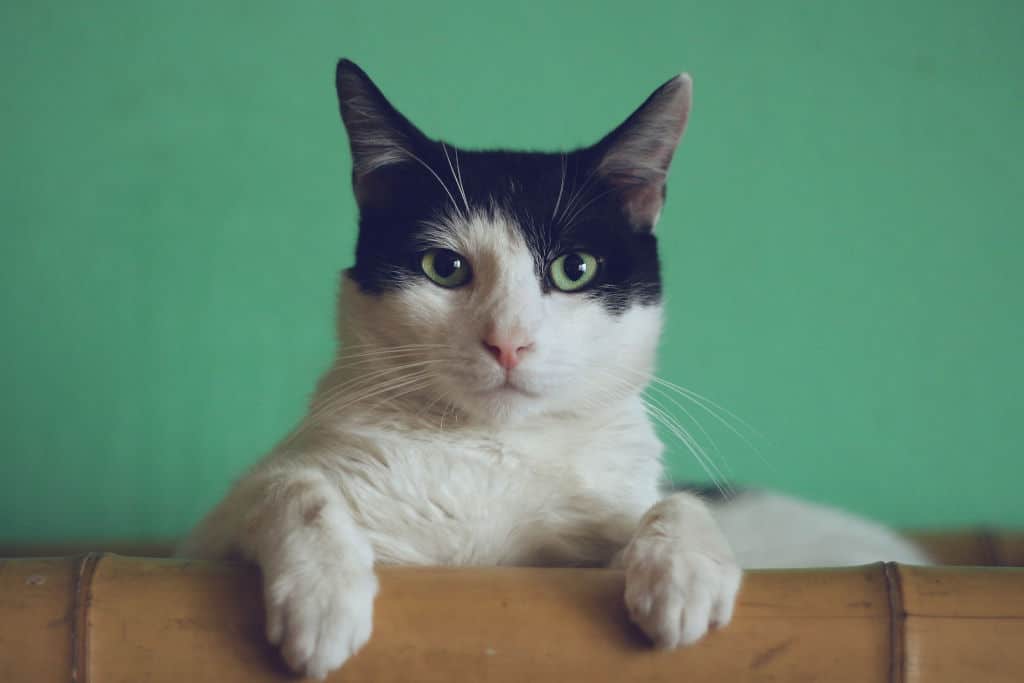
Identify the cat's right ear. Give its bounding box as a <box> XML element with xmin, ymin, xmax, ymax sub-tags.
<box><xmin>591</xmin><ymin>73</ymin><xmax>692</xmax><ymax>232</ymax></box>
<box><xmin>335</xmin><ymin>59</ymin><xmax>426</xmax><ymax>206</ymax></box>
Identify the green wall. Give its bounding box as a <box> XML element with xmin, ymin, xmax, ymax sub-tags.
<box><xmin>2</xmin><ymin>1</ymin><xmax>1021</xmax><ymax>543</ymax></box>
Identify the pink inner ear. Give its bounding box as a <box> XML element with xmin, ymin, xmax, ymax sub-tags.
<box><xmin>621</xmin><ymin>183</ymin><xmax>665</xmax><ymax>231</ymax></box>
<box><xmin>593</xmin><ymin>73</ymin><xmax>692</xmax><ymax>232</ymax></box>
<box><xmin>598</xmin><ymin>167</ymin><xmax>669</xmax><ymax>231</ymax></box>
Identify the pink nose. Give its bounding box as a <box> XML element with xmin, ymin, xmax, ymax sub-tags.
<box><xmin>481</xmin><ymin>333</ymin><xmax>534</xmax><ymax>370</ymax></box>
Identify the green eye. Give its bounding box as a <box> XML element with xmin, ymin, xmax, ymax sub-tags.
<box><xmin>549</xmin><ymin>252</ymin><xmax>599</xmax><ymax>292</ymax></box>
<box><xmin>420</xmin><ymin>248</ymin><xmax>472</xmax><ymax>288</ymax></box>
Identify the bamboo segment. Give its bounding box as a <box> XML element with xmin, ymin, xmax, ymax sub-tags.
<box><xmin>896</xmin><ymin>565</ymin><xmax>1024</xmax><ymax>683</ymax></box>
<box><xmin>0</xmin><ymin>558</ymin><xmax>76</xmax><ymax>682</ymax></box>
<box><xmin>904</xmin><ymin>531</ymin><xmax>998</xmax><ymax>566</ymax></box>
<box><xmin>0</xmin><ymin>555</ymin><xmax>1022</xmax><ymax>682</ymax></box>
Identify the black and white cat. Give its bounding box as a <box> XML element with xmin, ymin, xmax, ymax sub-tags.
<box><xmin>180</xmin><ymin>60</ymin><xmax>927</xmax><ymax>678</ymax></box>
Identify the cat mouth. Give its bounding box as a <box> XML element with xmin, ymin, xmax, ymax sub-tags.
<box><xmin>479</xmin><ymin>379</ymin><xmax>539</xmax><ymax>399</ymax></box>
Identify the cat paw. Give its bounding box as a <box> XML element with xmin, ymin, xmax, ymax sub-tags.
<box><xmin>622</xmin><ymin>536</ymin><xmax>742</xmax><ymax>648</ymax></box>
<box><xmin>264</xmin><ymin>565</ymin><xmax>379</xmax><ymax>679</ymax></box>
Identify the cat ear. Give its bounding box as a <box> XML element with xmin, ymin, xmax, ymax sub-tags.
<box><xmin>593</xmin><ymin>73</ymin><xmax>692</xmax><ymax>232</ymax></box>
<box><xmin>335</xmin><ymin>59</ymin><xmax>427</xmax><ymax>205</ymax></box>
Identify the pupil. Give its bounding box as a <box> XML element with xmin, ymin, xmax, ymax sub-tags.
<box><xmin>435</xmin><ymin>251</ymin><xmax>461</xmax><ymax>278</ymax></box>
<box><xmin>564</xmin><ymin>253</ymin><xmax>587</xmax><ymax>281</ymax></box>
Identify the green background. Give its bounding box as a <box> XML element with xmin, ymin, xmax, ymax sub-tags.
<box><xmin>2</xmin><ymin>1</ymin><xmax>1021</xmax><ymax>543</ymax></box>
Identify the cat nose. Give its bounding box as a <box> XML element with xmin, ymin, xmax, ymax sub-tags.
<box><xmin>481</xmin><ymin>332</ymin><xmax>534</xmax><ymax>370</ymax></box>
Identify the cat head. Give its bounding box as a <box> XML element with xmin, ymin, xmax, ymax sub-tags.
<box><xmin>333</xmin><ymin>59</ymin><xmax>691</xmax><ymax>425</ymax></box>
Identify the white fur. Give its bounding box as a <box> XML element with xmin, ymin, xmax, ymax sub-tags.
<box><xmin>711</xmin><ymin>491</ymin><xmax>930</xmax><ymax>568</ymax></box>
<box><xmin>179</xmin><ymin>210</ymin><xmax>926</xmax><ymax>678</ymax></box>
<box><xmin>619</xmin><ymin>493</ymin><xmax>742</xmax><ymax>648</ymax></box>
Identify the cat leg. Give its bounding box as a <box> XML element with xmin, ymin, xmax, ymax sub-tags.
<box><xmin>184</xmin><ymin>467</ymin><xmax>378</xmax><ymax>679</ymax></box>
<box><xmin>616</xmin><ymin>492</ymin><xmax>742</xmax><ymax>648</ymax></box>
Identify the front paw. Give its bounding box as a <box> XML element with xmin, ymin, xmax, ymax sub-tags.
<box><xmin>264</xmin><ymin>565</ymin><xmax>378</xmax><ymax>679</ymax></box>
<box><xmin>622</xmin><ymin>536</ymin><xmax>742</xmax><ymax>649</ymax></box>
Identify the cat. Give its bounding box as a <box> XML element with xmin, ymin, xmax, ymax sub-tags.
<box><xmin>178</xmin><ymin>59</ymin><xmax>929</xmax><ymax>679</ymax></box>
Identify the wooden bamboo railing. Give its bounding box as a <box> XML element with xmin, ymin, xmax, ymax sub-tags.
<box><xmin>1</xmin><ymin>544</ymin><xmax>1023</xmax><ymax>682</ymax></box>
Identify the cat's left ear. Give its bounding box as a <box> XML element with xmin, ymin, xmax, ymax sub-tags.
<box><xmin>593</xmin><ymin>74</ymin><xmax>692</xmax><ymax>232</ymax></box>
<box><xmin>335</xmin><ymin>59</ymin><xmax>430</xmax><ymax>207</ymax></box>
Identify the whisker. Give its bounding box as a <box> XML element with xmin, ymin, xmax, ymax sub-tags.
<box><xmin>654</xmin><ymin>378</ymin><xmax>766</xmax><ymax>441</ymax></box>
<box><xmin>644</xmin><ymin>400</ymin><xmax>733</xmax><ymax>497</ymax></box>
<box><xmin>416</xmin><ymin>386</ymin><xmax>451</xmax><ymax>422</ymax></box>
<box><xmin>308</xmin><ymin>361</ymin><xmax>443</xmax><ymax>425</ymax></box>
<box><xmin>312</xmin><ymin>370</ymin><xmax>435</xmax><ymax>422</ymax></box>
<box><xmin>551</xmin><ymin>152</ymin><xmax>567</xmax><ymax>221</ymax></box>
<box><xmin>283</xmin><ymin>370</ymin><xmax>436</xmax><ymax>447</ymax></box>
<box><xmin>557</xmin><ymin>162</ymin><xmax>600</xmax><ymax>225</ymax></box>
<box><xmin>442</xmin><ymin>143</ymin><xmax>471</xmax><ymax>216</ymax></box>
<box><xmin>338</xmin><ymin>342</ymin><xmax>449</xmax><ymax>354</ymax></box>
<box><xmin>331</xmin><ymin>347</ymin><xmax>449</xmax><ymax>366</ymax></box>
<box><xmin>589</xmin><ymin>366</ymin><xmax>724</xmax><ymax>483</ymax></box>
<box><xmin>609</xmin><ymin>365</ymin><xmax>766</xmax><ymax>461</ymax></box>
<box><xmin>590</xmin><ymin>366</ymin><xmax>734</xmax><ymax>494</ymax></box>
<box><xmin>648</xmin><ymin>379</ymin><xmax>767</xmax><ymax>462</ymax></box>
<box><xmin>647</xmin><ymin>393</ymin><xmax>733</xmax><ymax>481</ymax></box>
<box><xmin>645</xmin><ymin>383</ymin><xmax>719</xmax><ymax>455</ymax></box>
<box><xmin>401</xmin><ymin>148</ymin><xmax>465</xmax><ymax>220</ymax></box>
<box><xmin>562</xmin><ymin>188</ymin><xmax>617</xmax><ymax>233</ymax></box>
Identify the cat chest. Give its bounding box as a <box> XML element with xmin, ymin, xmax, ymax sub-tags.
<box><xmin>332</xmin><ymin>436</ymin><xmax>639</xmax><ymax>567</ymax></box>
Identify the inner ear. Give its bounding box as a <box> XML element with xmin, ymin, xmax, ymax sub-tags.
<box><xmin>593</xmin><ymin>74</ymin><xmax>692</xmax><ymax>232</ymax></box>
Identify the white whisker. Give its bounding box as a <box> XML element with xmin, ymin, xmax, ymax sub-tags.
<box><xmin>562</xmin><ymin>187</ymin><xmax>617</xmax><ymax>233</ymax></box>
<box><xmin>648</xmin><ymin>378</ymin><xmax>767</xmax><ymax>462</ymax></box>
<box><xmin>557</xmin><ymin>162</ymin><xmax>600</xmax><ymax>226</ymax></box>
<box><xmin>283</xmin><ymin>369</ymin><xmax>436</xmax><ymax>448</ymax></box>
<box><xmin>402</xmin><ymin>148</ymin><xmax>465</xmax><ymax>219</ymax></box>
<box><xmin>610</xmin><ymin>365</ymin><xmax>767</xmax><ymax>461</ymax></box>
<box><xmin>646</xmin><ymin>382</ymin><xmax>719</xmax><ymax>455</ymax></box>
<box><xmin>551</xmin><ymin>152</ymin><xmax>567</xmax><ymax>221</ymax></box>
<box><xmin>318</xmin><ymin>371</ymin><xmax>433</xmax><ymax>419</ymax></box>
<box><xmin>442</xmin><ymin>143</ymin><xmax>471</xmax><ymax>216</ymax></box>
<box><xmin>644</xmin><ymin>399</ymin><xmax>733</xmax><ymax>496</ymax></box>
<box><xmin>307</xmin><ymin>361</ymin><xmax>443</xmax><ymax>426</ymax></box>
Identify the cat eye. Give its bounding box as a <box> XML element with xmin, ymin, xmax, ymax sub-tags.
<box><xmin>549</xmin><ymin>252</ymin><xmax>600</xmax><ymax>292</ymax></box>
<box><xmin>420</xmin><ymin>248</ymin><xmax>472</xmax><ymax>288</ymax></box>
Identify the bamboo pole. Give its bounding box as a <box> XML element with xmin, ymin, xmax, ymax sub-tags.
<box><xmin>1</xmin><ymin>554</ymin><xmax>1023</xmax><ymax>682</ymax></box>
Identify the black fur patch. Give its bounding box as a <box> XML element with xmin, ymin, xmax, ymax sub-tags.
<box><xmin>669</xmin><ymin>481</ymin><xmax>745</xmax><ymax>503</ymax></box>
<box><xmin>336</xmin><ymin>60</ymin><xmax>682</xmax><ymax>315</ymax></box>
